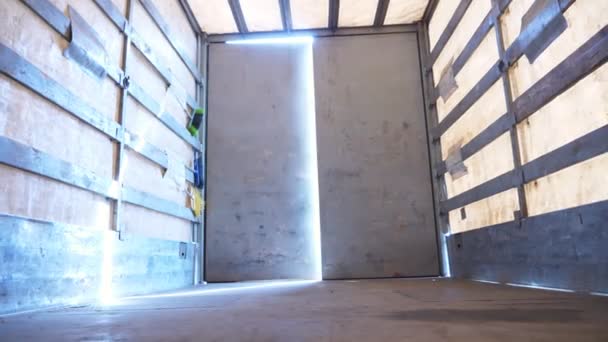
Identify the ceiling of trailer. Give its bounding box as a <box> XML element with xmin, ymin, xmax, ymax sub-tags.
<box><xmin>189</xmin><ymin>0</ymin><xmax>430</xmax><ymax>35</ymax></box>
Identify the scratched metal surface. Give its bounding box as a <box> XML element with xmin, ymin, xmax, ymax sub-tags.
<box><xmin>0</xmin><ymin>214</ymin><xmax>194</xmax><ymax>315</ymax></box>
<box><xmin>205</xmin><ymin>43</ymin><xmax>317</xmax><ymax>281</ymax></box>
<box><xmin>448</xmin><ymin>200</ymin><xmax>608</xmax><ymax>293</ymax></box>
<box><xmin>313</xmin><ymin>34</ymin><xmax>439</xmax><ymax>279</ymax></box>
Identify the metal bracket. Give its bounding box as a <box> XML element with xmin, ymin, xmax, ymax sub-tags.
<box><xmin>179</xmin><ymin>242</ymin><xmax>188</xmax><ymax>259</ymax></box>
<box><xmin>120</xmin><ymin>74</ymin><xmax>131</xmax><ymax>90</ymax></box>
<box><xmin>520</xmin><ymin>0</ymin><xmax>568</xmax><ymax>63</ymax></box>
<box><xmin>437</xmin><ymin>63</ymin><xmax>458</xmax><ymax>101</ymax></box>
<box><xmin>513</xmin><ymin>210</ymin><xmax>523</xmax><ymax>227</ymax></box>
<box><xmin>445</xmin><ymin>145</ymin><xmax>468</xmax><ymax>180</ymax></box>
<box><xmin>63</xmin><ymin>6</ymin><xmax>109</xmax><ymax>80</ymax></box>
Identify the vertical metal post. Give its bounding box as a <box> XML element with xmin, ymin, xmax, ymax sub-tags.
<box><xmin>201</xmin><ymin>34</ymin><xmax>209</xmax><ymax>284</ymax></box>
<box><xmin>491</xmin><ymin>0</ymin><xmax>528</xmax><ymax>220</ymax></box>
<box><xmin>417</xmin><ymin>22</ymin><xmax>451</xmax><ymax>277</ymax></box>
<box><xmin>191</xmin><ymin>33</ymin><xmax>200</xmax><ymax>285</ymax></box>
<box><xmin>192</xmin><ymin>32</ymin><xmax>208</xmax><ymax>285</ymax></box>
<box><xmin>113</xmin><ymin>0</ymin><xmax>134</xmax><ymax>238</ymax></box>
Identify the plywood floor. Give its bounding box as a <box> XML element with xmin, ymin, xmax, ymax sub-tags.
<box><xmin>2</xmin><ymin>278</ymin><xmax>607</xmax><ymax>341</ymax></box>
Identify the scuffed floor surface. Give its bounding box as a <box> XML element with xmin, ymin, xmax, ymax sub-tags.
<box><xmin>1</xmin><ymin>278</ymin><xmax>608</xmax><ymax>341</ymax></box>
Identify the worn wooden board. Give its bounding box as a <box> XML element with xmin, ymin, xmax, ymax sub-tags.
<box><xmin>525</xmin><ymin>154</ymin><xmax>608</xmax><ymax>216</ymax></box>
<box><xmin>445</xmin><ymin>132</ymin><xmax>514</xmax><ymax>199</ymax></box>
<box><xmin>149</xmin><ymin>0</ymin><xmax>197</xmax><ymax>63</ymax></box>
<box><xmin>124</xmin><ymin>96</ymin><xmax>191</xmax><ymax>160</ymax></box>
<box><xmin>0</xmin><ymin>75</ymin><xmax>114</xmax><ymax>177</ymax></box>
<box><xmin>449</xmin><ymin>188</ymin><xmax>520</xmax><ymax>234</ymax></box>
<box><xmin>190</xmin><ymin>0</ymin><xmax>237</xmax><ymax>34</ymax></box>
<box><xmin>49</xmin><ymin>0</ymin><xmax>126</xmax><ymax>71</ymax></box>
<box><xmin>131</xmin><ymin>0</ymin><xmax>196</xmax><ymax>100</ymax></box>
<box><xmin>1</xmin><ymin>0</ymin><xmax>121</xmax><ymax>122</ymax></box>
<box><xmin>440</xmin><ymin>80</ymin><xmax>507</xmax><ymax>161</ymax></box>
<box><xmin>500</xmin><ymin>0</ymin><xmax>608</xmax><ymax>216</ymax></box>
<box><xmin>126</xmin><ymin>47</ymin><xmax>191</xmax><ymax>128</ymax></box>
<box><xmin>122</xmin><ymin>203</ymin><xmax>191</xmax><ymax>242</ymax></box>
<box><xmin>436</xmin><ymin>32</ymin><xmax>499</xmax><ymax>122</ymax></box>
<box><xmin>240</xmin><ymin>0</ymin><xmax>283</xmax><ymax>32</ymax></box>
<box><xmin>437</xmin><ymin>0</ymin><xmax>608</xmax><ymax>230</ymax></box>
<box><xmin>0</xmin><ymin>165</ymin><xmax>112</xmax><ymax>230</ymax></box>
<box><xmin>0</xmin><ymin>0</ymin><xmax>117</xmax><ymax>228</ymax></box>
<box><xmin>518</xmin><ymin>64</ymin><xmax>608</xmax><ymax>164</ymax></box>
<box><xmin>338</xmin><ymin>0</ymin><xmax>377</xmax><ymax>27</ymax></box>
<box><xmin>505</xmin><ymin>0</ymin><xmax>608</xmax><ymax>98</ymax></box>
<box><xmin>290</xmin><ymin>0</ymin><xmax>329</xmax><ymax>30</ymax></box>
<box><xmin>428</xmin><ymin>0</ymin><xmax>461</xmax><ymax>50</ymax></box>
<box><xmin>0</xmin><ymin>0</ymin><xmax>194</xmax><ymax>242</ymax></box>
<box><xmin>432</xmin><ymin>0</ymin><xmax>491</xmax><ymax>87</ymax></box>
<box><xmin>384</xmin><ymin>0</ymin><xmax>428</xmax><ymax>25</ymax></box>
<box><xmin>122</xmin><ymin>148</ymin><xmax>189</xmax><ymax>205</ymax></box>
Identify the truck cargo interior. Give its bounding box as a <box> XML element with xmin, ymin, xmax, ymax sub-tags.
<box><xmin>1</xmin><ymin>0</ymin><xmax>607</xmax><ymax>340</ymax></box>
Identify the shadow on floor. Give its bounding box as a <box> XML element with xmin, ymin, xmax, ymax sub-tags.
<box><xmin>383</xmin><ymin>308</ymin><xmax>583</xmax><ymax>323</ymax></box>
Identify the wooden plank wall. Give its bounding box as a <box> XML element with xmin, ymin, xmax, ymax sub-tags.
<box><xmin>123</xmin><ymin>0</ymin><xmax>197</xmax><ymax>241</ymax></box>
<box><xmin>0</xmin><ymin>0</ymin><xmax>200</xmax><ymax>242</ymax></box>
<box><xmin>426</xmin><ymin>0</ymin><xmax>607</xmax><ymax>235</ymax></box>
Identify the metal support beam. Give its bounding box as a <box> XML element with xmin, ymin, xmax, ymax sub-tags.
<box><xmin>418</xmin><ymin>22</ymin><xmax>450</xmax><ymax>277</ymax></box>
<box><xmin>0</xmin><ymin>136</ymin><xmax>196</xmax><ymax>222</ymax></box>
<box><xmin>228</xmin><ymin>0</ymin><xmax>248</xmax><ymax>34</ymax></box>
<box><xmin>22</xmin><ymin>0</ymin><xmax>201</xmax><ymax>153</ymax></box>
<box><xmin>431</xmin><ymin>61</ymin><xmax>502</xmax><ymax>139</ymax></box>
<box><xmin>178</xmin><ymin>0</ymin><xmax>202</xmax><ymax>35</ymax></box>
<box><xmin>0</xmin><ymin>136</ymin><xmax>117</xmax><ymax>199</ymax></box>
<box><xmin>429</xmin><ymin>0</ymin><xmax>513</xmax><ymax>102</ymax></box>
<box><xmin>492</xmin><ymin>0</ymin><xmax>528</xmax><ymax>219</ymax></box>
<box><xmin>113</xmin><ymin>0</ymin><xmax>135</xmax><ymax>235</ymax></box>
<box><xmin>437</xmin><ymin>26</ymin><xmax>607</xmax><ymax>211</ymax></box>
<box><xmin>429</xmin><ymin>0</ymin><xmax>472</xmax><ymax>64</ymax></box>
<box><xmin>137</xmin><ymin>0</ymin><xmax>202</xmax><ymax>82</ymax></box>
<box><xmin>94</xmin><ymin>0</ymin><xmax>200</xmax><ymax>110</ymax></box>
<box><xmin>440</xmin><ymin>124</ymin><xmax>608</xmax><ymax>213</ymax></box>
<box><xmin>374</xmin><ymin>0</ymin><xmax>390</xmax><ymax>27</ymax></box>
<box><xmin>207</xmin><ymin>24</ymin><xmax>418</xmax><ymax>43</ymax></box>
<box><xmin>422</xmin><ymin>0</ymin><xmax>439</xmax><ymax>23</ymax></box>
<box><xmin>21</xmin><ymin>0</ymin><xmax>70</xmax><ymax>37</ymax></box>
<box><xmin>435</xmin><ymin>25</ymin><xmax>608</xmax><ymax>177</ymax></box>
<box><xmin>329</xmin><ymin>0</ymin><xmax>340</xmax><ymax>30</ymax></box>
<box><xmin>202</xmin><ymin>35</ymin><xmax>210</xmax><ymax>283</ymax></box>
<box><xmin>0</xmin><ymin>42</ymin><xmax>194</xmax><ymax>183</ymax></box>
<box><xmin>279</xmin><ymin>0</ymin><xmax>292</xmax><ymax>32</ymax></box>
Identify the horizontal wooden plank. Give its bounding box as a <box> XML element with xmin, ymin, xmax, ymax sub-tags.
<box><xmin>432</xmin><ymin>61</ymin><xmax>502</xmax><ymax>139</ymax></box>
<box><xmin>0</xmin><ymin>43</ymin><xmax>120</xmax><ymax>140</ymax></box>
<box><xmin>440</xmin><ymin>170</ymin><xmax>520</xmax><ymax>213</ymax></box>
<box><xmin>0</xmin><ymin>136</ymin><xmax>117</xmax><ymax>199</ymax></box>
<box><xmin>522</xmin><ymin>125</ymin><xmax>608</xmax><ymax>183</ymax></box>
<box><xmin>21</xmin><ymin>0</ymin><xmax>70</xmax><ymax>37</ymax></box>
<box><xmin>138</xmin><ymin>0</ymin><xmax>202</xmax><ymax>83</ymax></box>
<box><xmin>440</xmin><ymin>124</ymin><xmax>608</xmax><ymax>213</ymax></box>
<box><xmin>436</xmin><ymin>113</ymin><xmax>514</xmax><ymax>175</ymax></box>
<box><xmin>436</xmin><ymin>25</ymin><xmax>608</xmax><ymax>176</ymax></box>
<box><xmin>19</xmin><ymin>0</ymin><xmax>201</xmax><ymax>152</ymax></box>
<box><xmin>0</xmin><ymin>43</ymin><xmax>197</xmax><ymax>182</ymax></box>
<box><xmin>513</xmin><ymin>25</ymin><xmax>608</xmax><ymax>122</ymax></box>
<box><xmin>0</xmin><ymin>136</ymin><xmax>196</xmax><ymax>222</ymax></box>
<box><xmin>93</xmin><ymin>0</ymin><xmax>200</xmax><ymax>111</ymax></box>
<box><xmin>430</xmin><ymin>0</ymin><xmax>473</xmax><ymax>65</ymax></box>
